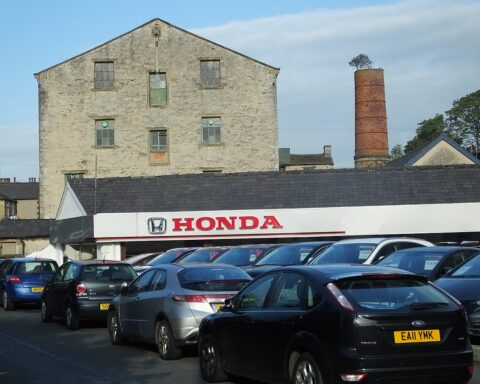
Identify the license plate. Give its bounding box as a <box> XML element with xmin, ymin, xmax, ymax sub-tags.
<box><xmin>99</xmin><ymin>303</ymin><xmax>110</xmax><ymax>311</ymax></box>
<box><xmin>212</xmin><ymin>303</ymin><xmax>224</xmax><ymax>312</ymax></box>
<box><xmin>394</xmin><ymin>329</ymin><xmax>440</xmax><ymax>344</ymax></box>
<box><xmin>31</xmin><ymin>287</ymin><xmax>44</xmax><ymax>293</ymax></box>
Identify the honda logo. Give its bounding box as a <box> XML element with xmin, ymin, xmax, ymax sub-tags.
<box><xmin>148</xmin><ymin>217</ymin><xmax>167</xmax><ymax>234</ymax></box>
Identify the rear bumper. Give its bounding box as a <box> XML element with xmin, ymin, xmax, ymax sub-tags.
<box><xmin>330</xmin><ymin>348</ymin><xmax>473</xmax><ymax>383</ymax></box>
<box><xmin>9</xmin><ymin>286</ymin><xmax>44</xmax><ymax>303</ymax></box>
<box><xmin>74</xmin><ymin>299</ymin><xmax>112</xmax><ymax>320</ymax></box>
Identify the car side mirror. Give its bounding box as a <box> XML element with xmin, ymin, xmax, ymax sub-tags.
<box><xmin>120</xmin><ymin>281</ymin><xmax>129</xmax><ymax>295</ymax></box>
<box><xmin>224</xmin><ymin>298</ymin><xmax>235</xmax><ymax>312</ymax></box>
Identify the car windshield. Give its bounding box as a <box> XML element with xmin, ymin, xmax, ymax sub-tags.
<box><xmin>148</xmin><ymin>249</ymin><xmax>194</xmax><ymax>265</ymax></box>
<box><xmin>255</xmin><ymin>244</ymin><xmax>316</xmax><ymax>266</ymax></box>
<box><xmin>450</xmin><ymin>254</ymin><xmax>480</xmax><ymax>277</ymax></box>
<box><xmin>336</xmin><ymin>278</ymin><xmax>457</xmax><ymax>312</ymax></box>
<box><xmin>81</xmin><ymin>265</ymin><xmax>137</xmax><ymax>282</ymax></box>
<box><xmin>310</xmin><ymin>243</ymin><xmax>376</xmax><ymax>264</ymax></box>
<box><xmin>180</xmin><ymin>248</ymin><xmax>228</xmax><ymax>263</ymax></box>
<box><xmin>213</xmin><ymin>247</ymin><xmax>269</xmax><ymax>266</ymax></box>
<box><xmin>377</xmin><ymin>251</ymin><xmax>447</xmax><ymax>275</ymax></box>
<box><xmin>178</xmin><ymin>266</ymin><xmax>251</xmax><ymax>291</ymax></box>
<box><xmin>15</xmin><ymin>261</ymin><xmax>57</xmax><ymax>274</ymax></box>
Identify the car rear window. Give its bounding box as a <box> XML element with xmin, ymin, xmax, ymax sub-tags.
<box><xmin>178</xmin><ymin>266</ymin><xmax>251</xmax><ymax>291</ymax></box>
<box><xmin>336</xmin><ymin>278</ymin><xmax>458</xmax><ymax>312</ymax></box>
<box><xmin>81</xmin><ymin>264</ymin><xmax>137</xmax><ymax>282</ymax></box>
<box><xmin>15</xmin><ymin>261</ymin><xmax>58</xmax><ymax>274</ymax></box>
<box><xmin>180</xmin><ymin>248</ymin><xmax>228</xmax><ymax>263</ymax></box>
<box><xmin>451</xmin><ymin>254</ymin><xmax>480</xmax><ymax>277</ymax></box>
<box><xmin>310</xmin><ymin>243</ymin><xmax>376</xmax><ymax>264</ymax></box>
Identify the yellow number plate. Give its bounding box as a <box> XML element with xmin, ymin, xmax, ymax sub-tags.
<box><xmin>31</xmin><ymin>287</ymin><xmax>44</xmax><ymax>293</ymax></box>
<box><xmin>212</xmin><ymin>303</ymin><xmax>224</xmax><ymax>312</ymax></box>
<box><xmin>394</xmin><ymin>329</ymin><xmax>440</xmax><ymax>344</ymax></box>
<box><xmin>99</xmin><ymin>303</ymin><xmax>110</xmax><ymax>311</ymax></box>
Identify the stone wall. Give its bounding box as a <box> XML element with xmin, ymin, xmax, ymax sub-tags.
<box><xmin>37</xmin><ymin>19</ymin><xmax>279</xmax><ymax>218</ymax></box>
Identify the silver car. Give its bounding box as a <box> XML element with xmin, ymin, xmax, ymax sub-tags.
<box><xmin>107</xmin><ymin>263</ymin><xmax>251</xmax><ymax>360</ymax></box>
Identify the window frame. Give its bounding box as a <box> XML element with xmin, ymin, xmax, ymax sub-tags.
<box><xmin>94</xmin><ymin>61</ymin><xmax>115</xmax><ymax>90</ymax></box>
<box><xmin>95</xmin><ymin>119</ymin><xmax>115</xmax><ymax>147</ymax></box>
<box><xmin>236</xmin><ymin>273</ymin><xmax>277</xmax><ymax>311</ymax></box>
<box><xmin>200</xmin><ymin>59</ymin><xmax>221</xmax><ymax>88</ymax></box>
<box><xmin>201</xmin><ymin>117</ymin><xmax>222</xmax><ymax>145</ymax></box>
<box><xmin>149</xmin><ymin>129</ymin><xmax>168</xmax><ymax>153</ymax></box>
<box><xmin>148</xmin><ymin>72</ymin><xmax>168</xmax><ymax>106</ymax></box>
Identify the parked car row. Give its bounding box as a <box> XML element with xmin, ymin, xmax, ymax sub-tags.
<box><xmin>0</xmin><ymin>235</ymin><xmax>478</xmax><ymax>383</ymax></box>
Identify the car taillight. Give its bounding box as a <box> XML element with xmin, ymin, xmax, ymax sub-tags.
<box><xmin>172</xmin><ymin>295</ymin><xmax>206</xmax><ymax>303</ymax></box>
<box><xmin>340</xmin><ymin>373</ymin><xmax>367</xmax><ymax>382</ymax></box>
<box><xmin>468</xmin><ymin>365</ymin><xmax>474</xmax><ymax>375</ymax></box>
<box><xmin>76</xmin><ymin>283</ymin><xmax>87</xmax><ymax>296</ymax></box>
<box><xmin>8</xmin><ymin>275</ymin><xmax>22</xmax><ymax>284</ymax></box>
<box><xmin>326</xmin><ymin>283</ymin><xmax>354</xmax><ymax>312</ymax></box>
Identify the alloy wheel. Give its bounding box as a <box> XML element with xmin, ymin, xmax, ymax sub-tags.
<box><xmin>158</xmin><ymin>323</ymin><xmax>169</xmax><ymax>356</ymax></box>
<box><xmin>201</xmin><ymin>341</ymin><xmax>217</xmax><ymax>377</ymax></box>
<box><xmin>110</xmin><ymin>314</ymin><xmax>119</xmax><ymax>341</ymax></box>
<box><xmin>295</xmin><ymin>360</ymin><xmax>316</xmax><ymax>384</ymax></box>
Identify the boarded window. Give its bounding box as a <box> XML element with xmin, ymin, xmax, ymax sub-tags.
<box><xmin>94</xmin><ymin>61</ymin><xmax>114</xmax><ymax>89</ymax></box>
<box><xmin>95</xmin><ymin>119</ymin><xmax>115</xmax><ymax>146</ymax></box>
<box><xmin>202</xmin><ymin>117</ymin><xmax>221</xmax><ymax>144</ymax></box>
<box><xmin>150</xmin><ymin>129</ymin><xmax>168</xmax><ymax>152</ymax></box>
<box><xmin>200</xmin><ymin>60</ymin><xmax>220</xmax><ymax>88</ymax></box>
<box><xmin>149</xmin><ymin>73</ymin><xmax>167</xmax><ymax>106</ymax></box>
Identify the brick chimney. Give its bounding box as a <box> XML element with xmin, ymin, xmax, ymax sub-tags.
<box><xmin>354</xmin><ymin>68</ymin><xmax>389</xmax><ymax>168</ymax></box>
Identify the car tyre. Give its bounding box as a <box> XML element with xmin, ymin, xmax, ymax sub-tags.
<box><xmin>155</xmin><ymin>319</ymin><xmax>182</xmax><ymax>360</ymax></box>
<box><xmin>199</xmin><ymin>334</ymin><xmax>228</xmax><ymax>382</ymax></box>
<box><xmin>108</xmin><ymin>310</ymin><xmax>124</xmax><ymax>345</ymax></box>
<box><xmin>292</xmin><ymin>352</ymin><xmax>325</xmax><ymax>384</ymax></box>
<box><xmin>65</xmin><ymin>303</ymin><xmax>80</xmax><ymax>330</ymax></box>
<box><xmin>3</xmin><ymin>289</ymin><xmax>15</xmax><ymax>311</ymax></box>
<box><xmin>40</xmin><ymin>299</ymin><xmax>52</xmax><ymax>322</ymax></box>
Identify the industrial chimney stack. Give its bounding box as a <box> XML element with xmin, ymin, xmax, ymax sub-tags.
<box><xmin>354</xmin><ymin>68</ymin><xmax>389</xmax><ymax>168</ymax></box>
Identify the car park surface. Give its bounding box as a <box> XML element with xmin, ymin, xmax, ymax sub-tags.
<box><xmin>40</xmin><ymin>260</ymin><xmax>137</xmax><ymax>330</ymax></box>
<box><xmin>0</xmin><ymin>258</ymin><xmax>58</xmax><ymax>310</ymax></box>
<box><xmin>376</xmin><ymin>246</ymin><xmax>479</xmax><ymax>280</ymax></box>
<box><xmin>308</xmin><ymin>237</ymin><xmax>433</xmax><ymax>265</ymax></box>
<box><xmin>198</xmin><ymin>264</ymin><xmax>473</xmax><ymax>383</ymax></box>
<box><xmin>108</xmin><ymin>263</ymin><xmax>251</xmax><ymax>360</ymax></box>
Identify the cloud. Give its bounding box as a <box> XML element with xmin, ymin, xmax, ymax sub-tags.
<box><xmin>193</xmin><ymin>0</ymin><xmax>480</xmax><ymax>167</ymax></box>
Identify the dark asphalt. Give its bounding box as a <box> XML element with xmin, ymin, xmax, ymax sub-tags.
<box><xmin>0</xmin><ymin>304</ymin><xmax>479</xmax><ymax>384</ymax></box>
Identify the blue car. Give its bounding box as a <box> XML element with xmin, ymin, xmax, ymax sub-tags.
<box><xmin>0</xmin><ymin>258</ymin><xmax>58</xmax><ymax>310</ymax></box>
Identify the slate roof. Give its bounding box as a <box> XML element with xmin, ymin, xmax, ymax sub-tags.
<box><xmin>0</xmin><ymin>219</ymin><xmax>52</xmax><ymax>239</ymax></box>
<box><xmin>0</xmin><ymin>182</ymin><xmax>39</xmax><ymax>200</ymax></box>
<box><xmin>386</xmin><ymin>134</ymin><xmax>480</xmax><ymax>168</ymax></box>
<box><xmin>287</xmin><ymin>154</ymin><xmax>333</xmax><ymax>166</ymax></box>
<box><xmin>68</xmin><ymin>166</ymin><xmax>480</xmax><ymax>215</ymax></box>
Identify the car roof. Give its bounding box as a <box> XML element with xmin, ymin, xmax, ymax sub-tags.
<box><xmin>333</xmin><ymin>237</ymin><xmax>429</xmax><ymax>245</ymax></box>
<box><xmin>390</xmin><ymin>246</ymin><xmax>479</xmax><ymax>254</ymax></box>
<box><xmin>9</xmin><ymin>258</ymin><xmax>57</xmax><ymax>262</ymax></box>
<box><xmin>69</xmin><ymin>259</ymin><xmax>131</xmax><ymax>266</ymax></box>
<box><xmin>277</xmin><ymin>241</ymin><xmax>333</xmax><ymax>248</ymax></box>
<box><xmin>270</xmin><ymin>264</ymin><xmax>419</xmax><ymax>284</ymax></box>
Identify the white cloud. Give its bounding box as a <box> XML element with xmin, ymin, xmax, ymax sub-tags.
<box><xmin>193</xmin><ymin>0</ymin><xmax>480</xmax><ymax>167</ymax></box>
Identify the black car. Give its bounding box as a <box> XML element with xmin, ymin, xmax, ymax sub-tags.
<box><xmin>244</xmin><ymin>241</ymin><xmax>333</xmax><ymax>278</ymax></box>
<box><xmin>436</xmin><ymin>253</ymin><xmax>480</xmax><ymax>338</ymax></box>
<box><xmin>40</xmin><ymin>260</ymin><xmax>137</xmax><ymax>330</ymax></box>
<box><xmin>198</xmin><ymin>264</ymin><xmax>473</xmax><ymax>384</ymax></box>
<box><xmin>376</xmin><ymin>246</ymin><xmax>479</xmax><ymax>280</ymax></box>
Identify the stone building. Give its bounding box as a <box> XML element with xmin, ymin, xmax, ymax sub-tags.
<box><xmin>279</xmin><ymin>146</ymin><xmax>334</xmax><ymax>171</ymax></box>
<box><xmin>0</xmin><ymin>179</ymin><xmax>39</xmax><ymax>219</ymax></box>
<box><xmin>35</xmin><ymin>18</ymin><xmax>280</xmax><ymax>219</ymax></box>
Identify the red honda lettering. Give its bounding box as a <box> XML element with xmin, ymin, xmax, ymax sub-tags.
<box><xmin>216</xmin><ymin>216</ymin><xmax>237</xmax><ymax>230</ymax></box>
<box><xmin>260</xmin><ymin>215</ymin><xmax>283</xmax><ymax>229</ymax></box>
<box><xmin>239</xmin><ymin>216</ymin><xmax>259</xmax><ymax>230</ymax></box>
<box><xmin>172</xmin><ymin>217</ymin><xmax>194</xmax><ymax>231</ymax></box>
<box><xmin>197</xmin><ymin>217</ymin><xmax>216</xmax><ymax>231</ymax></box>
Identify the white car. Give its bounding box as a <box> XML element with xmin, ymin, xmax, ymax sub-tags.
<box><xmin>308</xmin><ymin>237</ymin><xmax>433</xmax><ymax>265</ymax></box>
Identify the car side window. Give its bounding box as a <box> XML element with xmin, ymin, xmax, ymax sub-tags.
<box><xmin>63</xmin><ymin>264</ymin><xmax>80</xmax><ymax>281</ymax></box>
<box><xmin>375</xmin><ymin>244</ymin><xmax>397</xmax><ymax>262</ymax></box>
<box><xmin>150</xmin><ymin>270</ymin><xmax>167</xmax><ymax>291</ymax></box>
<box><xmin>129</xmin><ymin>270</ymin><xmax>156</xmax><ymax>294</ymax></box>
<box><xmin>53</xmin><ymin>264</ymin><xmax>68</xmax><ymax>283</ymax></box>
<box><xmin>237</xmin><ymin>274</ymin><xmax>276</xmax><ymax>311</ymax></box>
<box><xmin>269</xmin><ymin>273</ymin><xmax>320</xmax><ymax>310</ymax></box>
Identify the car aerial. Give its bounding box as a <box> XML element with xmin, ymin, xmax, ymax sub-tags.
<box><xmin>177</xmin><ymin>247</ymin><xmax>230</xmax><ymax>263</ymax></box>
<box><xmin>212</xmin><ymin>244</ymin><xmax>281</xmax><ymax>267</ymax></box>
<box><xmin>198</xmin><ymin>264</ymin><xmax>473</xmax><ymax>384</ymax></box>
<box><xmin>376</xmin><ymin>246</ymin><xmax>479</xmax><ymax>280</ymax></box>
<box><xmin>308</xmin><ymin>237</ymin><xmax>433</xmax><ymax>266</ymax></box>
<box><xmin>436</xmin><ymin>252</ymin><xmax>480</xmax><ymax>339</ymax></box>
<box><xmin>244</xmin><ymin>241</ymin><xmax>333</xmax><ymax>278</ymax></box>
<box><xmin>107</xmin><ymin>263</ymin><xmax>251</xmax><ymax>360</ymax></box>
<box><xmin>134</xmin><ymin>247</ymin><xmax>198</xmax><ymax>274</ymax></box>
<box><xmin>40</xmin><ymin>260</ymin><xmax>137</xmax><ymax>330</ymax></box>
<box><xmin>0</xmin><ymin>258</ymin><xmax>58</xmax><ymax>310</ymax></box>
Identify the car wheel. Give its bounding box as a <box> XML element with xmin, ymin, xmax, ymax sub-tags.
<box><xmin>108</xmin><ymin>311</ymin><xmax>124</xmax><ymax>345</ymax></box>
<box><xmin>40</xmin><ymin>299</ymin><xmax>52</xmax><ymax>322</ymax></box>
<box><xmin>3</xmin><ymin>289</ymin><xmax>14</xmax><ymax>311</ymax></box>
<box><xmin>65</xmin><ymin>304</ymin><xmax>80</xmax><ymax>330</ymax></box>
<box><xmin>292</xmin><ymin>352</ymin><xmax>325</xmax><ymax>384</ymax></box>
<box><xmin>155</xmin><ymin>319</ymin><xmax>182</xmax><ymax>360</ymax></box>
<box><xmin>199</xmin><ymin>334</ymin><xmax>228</xmax><ymax>382</ymax></box>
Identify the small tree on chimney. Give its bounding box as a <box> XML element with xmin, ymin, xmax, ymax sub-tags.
<box><xmin>349</xmin><ymin>54</ymin><xmax>373</xmax><ymax>70</ymax></box>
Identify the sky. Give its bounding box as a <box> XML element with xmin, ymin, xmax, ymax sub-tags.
<box><xmin>0</xmin><ymin>0</ymin><xmax>479</xmax><ymax>181</ymax></box>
